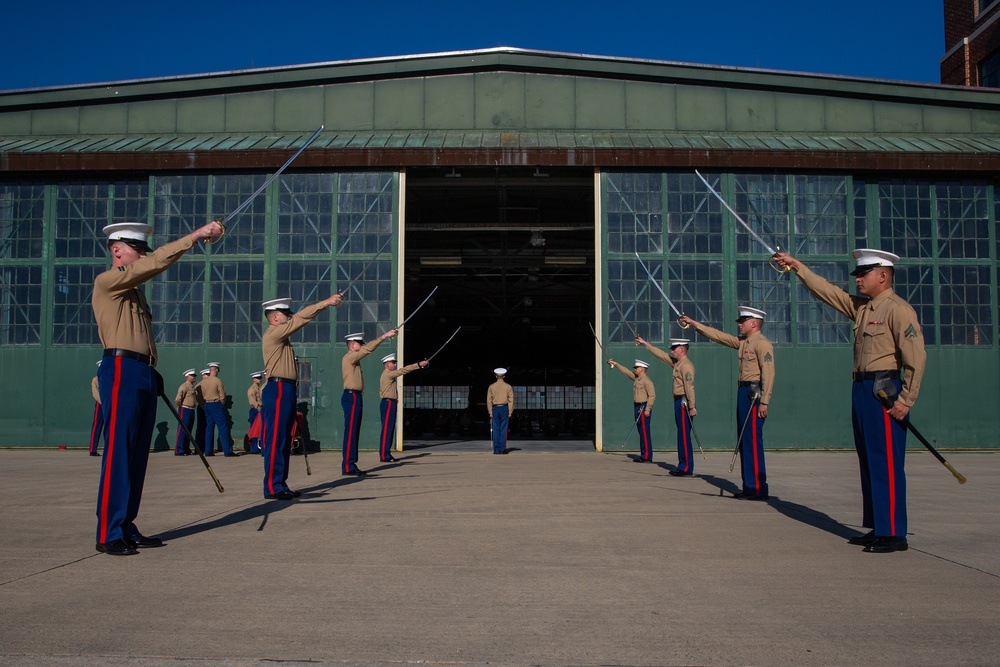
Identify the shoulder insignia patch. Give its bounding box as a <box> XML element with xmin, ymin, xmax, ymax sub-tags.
<box><xmin>763</xmin><ymin>352</ymin><xmax>773</xmax><ymax>363</ymax></box>
<box><xmin>684</xmin><ymin>372</ymin><xmax>692</xmax><ymax>382</ymax></box>
<box><xmin>904</xmin><ymin>324</ymin><xmax>918</xmax><ymax>339</ymax></box>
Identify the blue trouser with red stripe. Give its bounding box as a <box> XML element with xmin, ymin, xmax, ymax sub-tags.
<box><xmin>95</xmin><ymin>356</ymin><xmax>157</xmax><ymax>545</ymax></box>
<box><xmin>379</xmin><ymin>398</ymin><xmax>398</xmax><ymax>460</ymax></box>
<box><xmin>634</xmin><ymin>403</ymin><xmax>652</xmax><ymax>461</ymax></box>
<box><xmin>342</xmin><ymin>390</ymin><xmax>363</xmax><ymax>473</ymax></box>
<box><xmin>203</xmin><ymin>401</ymin><xmax>233</xmax><ymax>455</ymax></box>
<box><xmin>736</xmin><ymin>385</ymin><xmax>767</xmax><ymax>495</ymax></box>
<box><xmin>261</xmin><ymin>380</ymin><xmax>296</xmax><ymax>496</ymax></box>
<box><xmin>88</xmin><ymin>401</ymin><xmax>104</xmax><ymax>454</ymax></box>
<box><xmin>674</xmin><ymin>397</ymin><xmax>693</xmax><ymax>473</ymax></box>
<box><xmin>852</xmin><ymin>378</ymin><xmax>907</xmax><ymax>538</ymax></box>
<box><xmin>491</xmin><ymin>405</ymin><xmax>509</xmax><ymax>453</ymax></box>
<box><xmin>174</xmin><ymin>406</ymin><xmax>194</xmax><ymax>455</ymax></box>
<box><xmin>247</xmin><ymin>407</ymin><xmax>261</xmax><ymax>453</ymax></box>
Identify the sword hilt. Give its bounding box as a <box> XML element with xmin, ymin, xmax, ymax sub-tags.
<box><xmin>677</xmin><ymin>313</ymin><xmax>690</xmax><ymax>329</ymax></box>
<box><xmin>203</xmin><ymin>217</ymin><xmax>226</xmax><ymax>246</ymax></box>
<box><xmin>770</xmin><ymin>246</ymin><xmax>790</xmax><ymax>273</ymax></box>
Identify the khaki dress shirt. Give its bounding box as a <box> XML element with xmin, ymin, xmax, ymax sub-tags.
<box><xmin>694</xmin><ymin>324</ymin><xmax>775</xmax><ymax>405</ymax></box>
<box><xmin>380</xmin><ymin>363</ymin><xmax>422</xmax><ymax>400</ymax></box>
<box><xmin>175</xmin><ymin>382</ymin><xmax>197</xmax><ymax>408</ymax></box>
<box><xmin>342</xmin><ymin>338</ymin><xmax>386</xmax><ymax>391</ymax></box>
<box><xmin>198</xmin><ymin>376</ymin><xmax>226</xmax><ymax>403</ymax></box>
<box><xmin>642</xmin><ymin>342</ymin><xmax>695</xmax><ymax>409</ymax></box>
<box><xmin>486</xmin><ymin>380</ymin><xmax>514</xmax><ymax>416</ymax></box>
<box><xmin>613</xmin><ymin>364</ymin><xmax>656</xmax><ymax>409</ymax></box>
<box><xmin>262</xmin><ymin>301</ymin><xmax>332</xmax><ymax>380</ymax></box>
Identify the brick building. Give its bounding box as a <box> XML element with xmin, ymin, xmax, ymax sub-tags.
<box><xmin>942</xmin><ymin>0</ymin><xmax>1000</xmax><ymax>85</ymax></box>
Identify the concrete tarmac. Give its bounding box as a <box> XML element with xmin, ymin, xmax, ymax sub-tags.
<box><xmin>1</xmin><ymin>446</ymin><xmax>998</xmax><ymax>667</ymax></box>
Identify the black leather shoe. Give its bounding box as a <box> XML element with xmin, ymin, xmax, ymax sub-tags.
<box><xmin>342</xmin><ymin>469</ymin><xmax>367</xmax><ymax>476</ymax></box>
<box><xmin>381</xmin><ymin>455</ymin><xmax>398</xmax><ymax>462</ymax></box>
<box><xmin>290</xmin><ymin>490</ymin><xmax>302</xmax><ymax>497</ymax></box>
<box><xmin>848</xmin><ymin>530</ymin><xmax>877</xmax><ymax>546</ymax></box>
<box><xmin>124</xmin><ymin>534</ymin><xmax>164</xmax><ymax>549</ymax></box>
<box><xmin>738</xmin><ymin>493</ymin><xmax>769</xmax><ymax>501</ymax></box>
<box><xmin>90</xmin><ymin>451</ymin><xmax>100</xmax><ymax>457</ymax></box>
<box><xmin>265</xmin><ymin>490</ymin><xmax>296</xmax><ymax>500</ymax></box>
<box><xmin>224</xmin><ymin>452</ymin><xmax>240</xmax><ymax>457</ymax></box>
<box><xmin>669</xmin><ymin>470</ymin><xmax>692</xmax><ymax>476</ymax></box>
<box><xmin>633</xmin><ymin>458</ymin><xmax>650</xmax><ymax>463</ymax></box>
<box><xmin>96</xmin><ymin>539</ymin><xmax>138</xmax><ymax>556</ymax></box>
<box><xmin>863</xmin><ymin>537</ymin><xmax>909</xmax><ymax>553</ymax></box>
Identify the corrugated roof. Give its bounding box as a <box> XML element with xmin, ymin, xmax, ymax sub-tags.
<box><xmin>3</xmin><ymin>131</ymin><xmax>999</xmax><ymax>155</ymax></box>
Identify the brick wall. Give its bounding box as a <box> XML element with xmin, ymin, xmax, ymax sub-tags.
<box><xmin>941</xmin><ymin>0</ymin><xmax>1000</xmax><ymax>85</ymax></box>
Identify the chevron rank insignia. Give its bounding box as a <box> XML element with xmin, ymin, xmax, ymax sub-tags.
<box><xmin>904</xmin><ymin>324</ymin><xmax>918</xmax><ymax>339</ymax></box>
<box><xmin>684</xmin><ymin>372</ymin><xmax>692</xmax><ymax>381</ymax></box>
<box><xmin>763</xmin><ymin>352</ymin><xmax>773</xmax><ymax>363</ymax></box>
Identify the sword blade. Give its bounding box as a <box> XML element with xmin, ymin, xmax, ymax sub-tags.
<box><xmin>426</xmin><ymin>326</ymin><xmax>461</xmax><ymax>362</ymax></box>
<box><xmin>338</xmin><ymin>236</ymin><xmax>393</xmax><ymax>296</ymax></box>
<box><xmin>695</xmin><ymin>170</ymin><xmax>776</xmax><ymax>255</ymax></box>
<box><xmin>588</xmin><ymin>322</ymin><xmax>610</xmax><ymax>360</ymax></box>
<box><xmin>396</xmin><ymin>285</ymin><xmax>438</xmax><ymax>329</ymax></box>
<box><xmin>634</xmin><ymin>252</ymin><xmax>683</xmax><ymax>318</ymax></box>
<box><xmin>221</xmin><ymin>125</ymin><xmax>324</xmax><ymax>226</ymax></box>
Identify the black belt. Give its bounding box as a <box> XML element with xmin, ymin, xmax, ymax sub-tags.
<box><xmin>103</xmin><ymin>348</ymin><xmax>154</xmax><ymax>367</ymax></box>
<box><xmin>738</xmin><ymin>381</ymin><xmax>759</xmax><ymax>387</ymax></box>
<box><xmin>634</xmin><ymin>402</ymin><xmax>647</xmax><ymax>406</ymax></box>
<box><xmin>853</xmin><ymin>370</ymin><xmax>900</xmax><ymax>382</ymax></box>
<box><xmin>344</xmin><ymin>389</ymin><xmax>361</xmax><ymax>393</ymax></box>
<box><xmin>270</xmin><ymin>377</ymin><xmax>298</xmax><ymax>386</ymax></box>
<box><xmin>674</xmin><ymin>394</ymin><xmax>684</xmax><ymax>400</ymax></box>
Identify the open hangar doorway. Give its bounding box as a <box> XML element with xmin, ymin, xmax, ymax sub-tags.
<box><xmin>401</xmin><ymin>166</ymin><xmax>596</xmax><ymax>444</ymax></box>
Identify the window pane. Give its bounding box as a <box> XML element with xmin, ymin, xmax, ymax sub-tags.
<box><xmin>278</xmin><ymin>173</ymin><xmax>335</xmax><ymax>254</ymax></box>
<box><xmin>210</xmin><ymin>175</ymin><xmax>266</xmax><ymax>255</ymax></box>
<box><xmin>665</xmin><ymin>260</ymin><xmax>724</xmax><ymax>332</ymax></box>
<box><xmin>938</xmin><ymin>265</ymin><xmax>992</xmax><ymax>345</ymax></box>
<box><xmin>736</xmin><ymin>261</ymin><xmax>791</xmax><ymax>343</ymax></box>
<box><xmin>0</xmin><ymin>183</ymin><xmax>45</xmax><ymax>259</ymax></box>
<box><xmin>878</xmin><ymin>181</ymin><xmax>933</xmax><ymax>259</ymax></box>
<box><xmin>151</xmin><ymin>262</ymin><xmax>205</xmax><ymax>344</ymax></box>
<box><xmin>893</xmin><ymin>265</ymin><xmax>936</xmax><ymax>346</ymax></box>
<box><xmin>606</xmin><ymin>172</ymin><xmax>663</xmax><ymax>254</ymax></box>
<box><xmin>154</xmin><ymin>175</ymin><xmax>209</xmax><ymax>256</ymax></box>
<box><xmin>607</xmin><ymin>259</ymin><xmax>662</xmax><ymax>343</ymax></box>
<box><xmin>734</xmin><ymin>174</ymin><xmax>789</xmax><ymax>256</ymax></box>
<box><xmin>795</xmin><ymin>263</ymin><xmax>853</xmax><ymax>344</ymax></box>
<box><xmin>335</xmin><ymin>259</ymin><xmax>392</xmax><ymax>341</ymax></box>
<box><xmin>276</xmin><ymin>261</ymin><xmax>333</xmax><ymax>343</ymax></box>
<box><xmin>663</xmin><ymin>173</ymin><xmax>722</xmax><ymax>254</ymax></box>
<box><xmin>793</xmin><ymin>175</ymin><xmax>850</xmax><ymax>255</ymax></box>
<box><xmin>208</xmin><ymin>262</ymin><xmax>264</xmax><ymax>342</ymax></box>
<box><xmin>935</xmin><ymin>181</ymin><xmax>989</xmax><ymax>259</ymax></box>
<box><xmin>51</xmin><ymin>264</ymin><xmax>102</xmax><ymax>345</ymax></box>
<box><xmin>55</xmin><ymin>182</ymin><xmax>110</xmax><ymax>259</ymax></box>
<box><xmin>336</xmin><ymin>173</ymin><xmax>394</xmax><ymax>254</ymax></box>
<box><xmin>0</xmin><ymin>266</ymin><xmax>42</xmax><ymax>345</ymax></box>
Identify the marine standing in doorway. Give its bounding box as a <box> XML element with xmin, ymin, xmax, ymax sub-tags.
<box><xmin>774</xmin><ymin>249</ymin><xmax>926</xmax><ymax>553</ymax></box>
<box><xmin>173</xmin><ymin>368</ymin><xmax>197</xmax><ymax>456</ymax></box>
<box><xmin>680</xmin><ymin>307</ymin><xmax>774</xmax><ymax>500</ymax></box>
<box><xmin>636</xmin><ymin>336</ymin><xmax>696</xmax><ymax>475</ymax></box>
<box><xmin>342</xmin><ymin>329</ymin><xmax>397</xmax><ymax>475</ymax></box>
<box><xmin>487</xmin><ymin>368</ymin><xmax>514</xmax><ymax>454</ymax></box>
<box><xmin>378</xmin><ymin>353</ymin><xmax>428</xmax><ymax>462</ymax></box>
<box><xmin>91</xmin><ymin>219</ymin><xmax>223</xmax><ymax>555</ymax></box>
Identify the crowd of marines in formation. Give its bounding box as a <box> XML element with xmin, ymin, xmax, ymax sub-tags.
<box><xmin>87</xmin><ymin>219</ymin><xmax>926</xmax><ymax>557</ymax></box>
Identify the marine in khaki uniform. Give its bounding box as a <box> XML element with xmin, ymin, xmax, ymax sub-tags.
<box><xmin>199</xmin><ymin>362</ymin><xmax>235</xmax><ymax>457</ymax></box>
<box><xmin>680</xmin><ymin>306</ymin><xmax>774</xmax><ymax>499</ymax></box>
<box><xmin>173</xmin><ymin>369</ymin><xmax>198</xmax><ymax>456</ymax></box>
<box><xmin>260</xmin><ymin>296</ymin><xmax>341</xmax><ymax>499</ymax></box>
<box><xmin>607</xmin><ymin>358</ymin><xmax>656</xmax><ymax>462</ymax></box>
<box><xmin>246</xmin><ymin>371</ymin><xmax>264</xmax><ymax>454</ymax></box>
<box><xmin>774</xmin><ymin>248</ymin><xmax>926</xmax><ymax>553</ymax></box>
<box><xmin>377</xmin><ymin>353</ymin><xmax>428</xmax><ymax>462</ymax></box>
<box><xmin>195</xmin><ymin>368</ymin><xmax>209</xmax><ymax>452</ymax></box>
<box><xmin>487</xmin><ymin>368</ymin><xmax>515</xmax><ymax>454</ymax></box>
<box><xmin>91</xmin><ymin>219</ymin><xmax>222</xmax><ymax>556</ymax></box>
<box><xmin>88</xmin><ymin>362</ymin><xmax>103</xmax><ymax>456</ymax></box>
<box><xmin>637</xmin><ymin>336</ymin><xmax>697</xmax><ymax>475</ymax></box>
<box><xmin>341</xmin><ymin>330</ymin><xmax>397</xmax><ymax>476</ymax></box>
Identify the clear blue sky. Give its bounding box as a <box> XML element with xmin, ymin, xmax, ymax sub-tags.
<box><xmin>2</xmin><ymin>0</ymin><xmax>946</xmax><ymax>92</ymax></box>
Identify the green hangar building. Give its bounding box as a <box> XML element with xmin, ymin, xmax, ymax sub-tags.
<box><xmin>2</xmin><ymin>47</ymin><xmax>999</xmax><ymax>452</ymax></box>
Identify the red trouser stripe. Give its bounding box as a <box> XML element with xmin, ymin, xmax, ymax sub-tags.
<box><xmin>751</xmin><ymin>405</ymin><xmax>761</xmax><ymax>489</ymax></box>
<box><xmin>380</xmin><ymin>402</ymin><xmax>392</xmax><ymax>455</ymax></box>
<box><xmin>90</xmin><ymin>403</ymin><xmax>101</xmax><ymax>451</ymax></box>
<box><xmin>883</xmin><ymin>406</ymin><xmax>896</xmax><ymax>534</ymax></box>
<box><xmin>97</xmin><ymin>358</ymin><xmax>122</xmax><ymax>545</ymax></box>
<box><xmin>345</xmin><ymin>393</ymin><xmax>358</xmax><ymax>473</ymax></box>
<box><xmin>266</xmin><ymin>382</ymin><xmax>283</xmax><ymax>494</ymax></box>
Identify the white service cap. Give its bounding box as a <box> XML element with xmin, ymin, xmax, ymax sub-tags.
<box><xmin>345</xmin><ymin>332</ymin><xmax>365</xmax><ymax>342</ymax></box>
<box><xmin>669</xmin><ymin>338</ymin><xmax>690</xmax><ymax>347</ymax></box>
<box><xmin>200</xmin><ymin>368</ymin><xmax>210</xmax><ymax>375</ymax></box>
<box><xmin>207</xmin><ymin>362</ymin><xmax>220</xmax><ymax>368</ymax></box>
<box><xmin>493</xmin><ymin>367</ymin><xmax>507</xmax><ymax>375</ymax></box>
<box><xmin>381</xmin><ymin>353</ymin><xmax>397</xmax><ymax>364</ymax></box>
<box><xmin>737</xmin><ymin>306</ymin><xmax>766</xmax><ymax>320</ymax></box>
<box><xmin>251</xmin><ymin>371</ymin><xmax>264</xmax><ymax>378</ymax></box>
<box><xmin>183</xmin><ymin>368</ymin><xmax>196</xmax><ymax>377</ymax></box>
<box><xmin>263</xmin><ymin>297</ymin><xmax>294</xmax><ymax>312</ymax></box>
<box><xmin>851</xmin><ymin>248</ymin><xmax>899</xmax><ymax>276</ymax></box>
<box><xmin>103</xmin><ymin>222</ymin><xmax>152</xmax><ymax>249</ymax></box>
<box><xmin>633</xmin><ymin>359</ymin><xmax>650</xmax><ymax>369</ymax></box>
